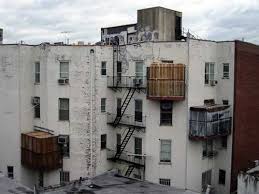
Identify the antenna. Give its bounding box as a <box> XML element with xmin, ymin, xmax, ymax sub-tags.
<box><xmin>61</xmin><ymin>31</ymin><xmax>72</xmax><ymax>44</ymax></box>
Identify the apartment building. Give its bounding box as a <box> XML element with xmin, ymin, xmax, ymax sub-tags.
<box><xmin>0</xmin><ymin>7</ymin><xmax>259</xmax><ymax>194</ymax></box>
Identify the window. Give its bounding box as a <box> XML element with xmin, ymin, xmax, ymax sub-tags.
<box><xmin>101</xmin><ymin>134</ymin><xmax>107</xmax><ymax>149</ymax></box>
<box><xmin>159</xmin><ymin>178</ymin><xmax>171</xmax><ymax>186</ymax></box>
<box><xmin>35</xmin><ymin>62</ymin><xmax>40</xmax><ymax>83</ymax></box>
<box><xmin>34</xmin><ymin>97</ymin><xmax>40</xmax><ymax>118</ymax></box>
<box><xmin>116</xmin><ymin>134</ymin><xmax>121</xmax><ymax>152</ymax></box>
<box><xmin>218</xmin><ymin>169</ymin><xmax>226</xmax><ymax>185</ymax></box>
<box><xmin>101</xmin><ymin>61</ymin><xmax>106</xmax><ymax>75</ymax></box>
<box><xmin>222</xmin><ymin>100</ymin><xmax>229</xmax><ymax>105</ymax></box>
<box><xmin>202</xmin><ymin>170</ymin><xmax>212</xmax><ymax>191</ymax></box>
<box><xmin>134</xmin><ymin>137</ymin><xmax>142</xmax><ymax>157</ymax></box>
<box><xmin>223</xmin><ymin>63</ymin><xmax>229</xmax><ymax>79</ymax></box>
<box><xmin>202</xmin><ymin>140</ymin><xmax>213</xmax><ymax>158</ymax></box>
<box><xmin>39</xmin><ymin>172</ymin><xmax>44</xmax><ymax>187</ymax></box>
<box><xmin>135</xmin><ymin>61</ymin><xmax>144</xmax><ymax>78</ymax></box>
<box><xmin>60</xmin><ymin>135</ymin><xmax>70</xmax><ymax>157</ymax></box>
<box><xmin>160</xmin><ymin>101</ymin><xmax>173</xmax><ymax>125</ymax></box>
<box><xmin>221</xmin><ymin>137</ymin><xmax>228</xmax><ymax>149</ymax></box>
<box><xmin>101</xmin><ymin>98</ymin><xmax>106</xmax><ymax>112</ymax></box>
<box><xmin>7</xmin><ymin>166</ymin><xmax>14</xmax><ymax>179</ymax></box>
<box><xmin>205</xmin><ymin>62</ymin><xmax>215</xmax><ymax>84</ymax></box>
<box><xmin>117</xmin><ymin>98</ymin><xmax>122</xmax><ymax>117</ymax></box>
<box><xmin>59</xmin><ymin>98</ymin><xmax>69</xmax><ymax>121</ymax></box>
<box><xmin>60</xmin><ymin>171</ymin><xmax>70</xmax><ymax>183</ymax></box>
<box><xmin>160</xmin><ymin>140</ymin><xmax>171</xmax><ymax>163</ymax></box>
<box><xmin>60</xmin><ymin>61</ymin><xmax>69</xmax><ymax>79</ymax></box>
<box><xmin>135</xmin><ymin>100</ymin><xmax>143</xmax><ymax>122</ymax></box>
<box><xmin>117</xmin><ymin>61</ymin><xmax>122</xmax><ymax>77</ymax></box>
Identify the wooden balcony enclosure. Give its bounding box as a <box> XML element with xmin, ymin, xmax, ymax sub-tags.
<box><xmin>21</xmin><ymin>131</ymin><xmax>62</xmax><ymax>171</ymax></box>
<box><xmin>147</xmin><ymin>62</ymin><xmax>185</xmax><ymax>100</ymax></box>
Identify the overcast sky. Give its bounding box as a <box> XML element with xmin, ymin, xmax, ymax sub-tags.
<box><xmin>0</xmin><ymin>0</ymin><xmax>258</xmax><ymax>44</ymax></box>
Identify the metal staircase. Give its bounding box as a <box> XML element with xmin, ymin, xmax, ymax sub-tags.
<box><xmin>114</xmin><ymin>127</ymin><xmax>135</xmax><ymax>159</ymax></box>
<box><xmin>125</xmin><ymin>165</ymin><xmax>135</xmax><ymax>177</ymax></box>
<box><xmin>113</xmin><ymin>88</ymin><xmax>136</xmax><ymax>127</ymax></box>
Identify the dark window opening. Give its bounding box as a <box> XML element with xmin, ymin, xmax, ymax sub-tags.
<box><xmin>221</xmin><ymin>137</ymin><xmax>228</xmax><ymax>148</ymax></box>
<box><xmin>160</xmin><ymin>101</ymin><xmax>173</xmax><ymax>125</ymax></box>
<box><xmin>60</xmin><ymin>171</ymin><xmax>70</xmax><ymax>183</ymax></box>
<box><xmin>135</xmin><ymin>100</ymin><xmax>143</xmax><ymax>122</ymax></box>
<box><xmin>101</xmin><ymin>134</ymin><xmax>107</xmax><ymax>149</ymax></box>
<box><xmin>101</xmin><ymin>61</ymin><xmax>107</xmax><ymax>75</ymax></box>
<box><xmin>34</xmin><ymin>97</ymin><xmax>40</xmax><ymax>118</ymax></box>
<box><xmin>159</xmin><ymin>178</ymin><xmax>171</xmax><ymax>186</ymax></box>
<box><xmin>7</xmin><ymin>166</ymin><xmax>14</xmax><ymax>179</ymax></box>
<box><xmin>219</xmin><ymin>169</ymin><xmax>226</xmax><ymax>185</ymax></box>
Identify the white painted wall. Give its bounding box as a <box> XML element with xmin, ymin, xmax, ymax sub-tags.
<box><xmin>0</xmin><ymin>40</ymin><xmax>235</xmax><ymax>194</ymax></box>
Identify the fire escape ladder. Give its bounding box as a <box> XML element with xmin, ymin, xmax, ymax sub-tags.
<box><xmin>125</xmin><ymin>165</ymin><xmax>135</xmax><ymax>177</ymax></box>
<box><xmin>114</xmin><ymin>127</ymin><xmax>135</xmax><ymax>159</ymax></box>
<box><xmin>113</xmin><ymin>88</ymin><xmax>136</xmax><ymax>127</ymax></box>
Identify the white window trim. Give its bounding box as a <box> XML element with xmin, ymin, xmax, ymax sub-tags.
<box><xmin>159</xmin><ymin>139</ymin><xmax>172</xmax><ymax>164</ymax></box>
<box><xmin>222</xmin><ymin>63</ymin><xmax>230</xmax><ymax>79</ymax></box>
<box><xmin>205</xmin><ymin>62</ymin><xmax>215</xmax><ymax>85</ymax></box>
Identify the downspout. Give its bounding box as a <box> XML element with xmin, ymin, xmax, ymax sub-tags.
<box><xmin>185</xmin><ymin>37</ymin><xmax>190</xmax><ymax>190</ymax></box>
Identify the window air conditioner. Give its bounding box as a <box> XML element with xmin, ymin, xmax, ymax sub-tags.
<box><xmin>210</xmin><ymin>80</ymin><xmax>218</xmax><ymax>86</ymax></box>
<box><xmin>58</xmin><ymin>78</ymin><xmax>69</xmax><ymax>85</ymax></box>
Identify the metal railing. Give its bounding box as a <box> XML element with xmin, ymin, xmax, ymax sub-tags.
<box><xmin>107</xmin><ymin>149</ymin><xmax>145</xmax><ymax>166</ymax></box>
<box><xmin>107</xmin><ymin>76</ymin><xmax>147</xmax><ymax>88</ymax></box>
<box><xmin>189</xmin><ymin>117</ymin><xmax>231</xmax><ymax>138</ymax></box>
<box><xmin>107</xmin><ymin>112</ymin><xmax>146</xmax><ymax>128</ymax></box>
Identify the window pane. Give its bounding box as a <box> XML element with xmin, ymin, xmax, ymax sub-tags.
<box><xmin>136</xmin><ymin>61</ymin><xmax>144</xmax><ymax>77</ymax></box>
<box><xmin>60</xmin><ymin>62</ymin><xmax>69</xmax><ymax>78</ymax></box>
<box><xmin>35</xmin><ymin>62</ymin><xmax>40</xmax><ymax>83</ymax></box>
<box><xmin>101</xmin><ymin>98</ymin><xmax>106</xmax><ymax>112</ymax></box>
<box><xmin>101</xmin><ymin>61</ymin><xmax>106</xmax><ymax>75</ymax></box>
<box><xmin>205</xmin><ymin>63</ymin><xmax>209</xmax><ymax>74</ymax></box>
<box><xmin>160</xmin><ymin>140</ymin><xmax>171</xmax><ymax>162</ymax></box>
<box><xmin>60</xmin><ymin>99</ymin><xmax>69</xmax><ymax>110</ymax></box>
<box><xmin>59</xmin><ymin>99</ymin><xmax>69</xmax><ymax>120</ymax></box>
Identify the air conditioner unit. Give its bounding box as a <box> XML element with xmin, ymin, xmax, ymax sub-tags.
<box><xmin>133</xmin><ymin>78</ymin><xmax>142</xmax><ymax>87</ymax></box>
<box><xmin>58</xmin><ymin>78</ymin><xmax>69</xmax><ymax>85</ymax></box>
<box><xmin>210</xmin><ymin>80</ymin><xmax>218</xmax><ymax>86</ymax></box>
<box><xmin>31</xmin><ymin>97</ymin><xmax>40</xmax><ymax>105</ymax></box>
<box><xmin>58</xmin><ymin>135</ymin><xmax>68</xmax><ymax>144</ymax></box>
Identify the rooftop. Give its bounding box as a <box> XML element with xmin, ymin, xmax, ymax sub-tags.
<box><xmin>41</xmin><ymin>170</ymin><xmax>198</xmax><ymax>194</ymax></box>
<box><xmin>0</xmin><ymin>173</ymin><xmax>33</xmax><ymax>194</ymax></box>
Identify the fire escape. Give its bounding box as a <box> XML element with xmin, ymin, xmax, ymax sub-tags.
<box><xmin>107</xmin><ymin>43</ymin><xmax>146</xmax><ymax>178</ymax></box>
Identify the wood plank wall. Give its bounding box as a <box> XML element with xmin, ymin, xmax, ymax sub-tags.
<box><xmin>147</xmin><ymin>63</ymin><xmax>185</xmax><ymax>99</ymax></box>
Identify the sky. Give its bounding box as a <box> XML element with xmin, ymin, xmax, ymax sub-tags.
<box><xmin>0</xmin><ymin>0</ymin><xmax>258</xmax><ymax>44</ymax></box>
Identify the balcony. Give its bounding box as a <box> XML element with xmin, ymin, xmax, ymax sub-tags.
<box><xmin>107</xmin><ymin>76</ymin><xmax>146</xmax><ymax>89</ymax></box>
<box><xmin>107</xmin><ymin>113</ymin><xmax>146</xmax><ymax>128</ymax></box>
<box><xmin>147</xmin><ymin>62</ymin><xmax>185</xmax><ymax>101</ymax></box>
<box><xmin>107</xmin><ymin>149</ymin><xmax>145</xmax><ymax>167</ymax></box>
<box><xmin>189</xmin><ymin>105</ymin><xmax>232</xmax><ymax>140</ymax></box>
<box><xmin>21</xmin><ymin>131</ymin><xmax>62</xmax><ymax>171</ymax></box>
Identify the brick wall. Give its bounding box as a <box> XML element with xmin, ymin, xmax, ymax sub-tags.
<box><xmin>231</xmin><ymin>41</ymin><xmax>259</xmax><ymax>191</ymax></box>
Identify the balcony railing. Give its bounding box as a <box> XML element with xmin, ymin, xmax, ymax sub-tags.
<box><xmin>189</xmin><ymin>117</ymin><xmax>231</xmax><ymax>139</ymax></box>
<box><xmin>107</xmin><ymin>76</ymin><xmax>147</xmax><ymax>88</ymax></box>
<box><xmin>107</xmin><ymin>149</ymin><xmax>145</xmax><ymax>166</ymax></box>
<box><xmin>107</xmin><ymin>112</ymin><xmax>146</xmax><ymax>128</ymax></box>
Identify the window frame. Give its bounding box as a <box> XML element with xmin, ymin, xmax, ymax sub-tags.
<box><xmin>160</xmin><ymin>101</ymin><xmax>173</xmax><ymax>126</ymax></box>
<box><xmin>60</xmin><ymin>61</ymin><xmax>69</xmax><ymax>79</ymax></box>
<box><xmin>7</xmin><ymin>166</ymin><xmax>14</xmax><ymax>179</ymax></box>
<box><xmin>60</xmin><ymin>171</ymin><xmax>70</xmax><ymax>183</ymax></box>
<box><xmin>159</xmin><ymin>178</ymin><xmax>171</xmax><ymax>186</ymax></box>
<box><xmin>222</xmin><ymin>63</ymin><xmax>229</xmax><ymax>79</ymax></box>
<box><xmin>34</xmin><ymin>97</ymin><xmax>40</xmax><ymax>119</ymax></box>
<box><xmin>218</xmin><ymin>169</ymin><xmax>226</xmax><ymax>185</ymax></box>
<box><xmin>101</xmin><ymin>134</ymin><xmax>107</xmax><ymax>150</ymax></box>
<box><xmin>101</xmin><ymin>61</ymin><xmax>107</xmax><ymax>76</ymax></box>
<box><xmin>135</xmin><ymin>99</ymin><xmax>143</xmax><ymax>122</ymax></box>
<box><xmin>35</xmin><ymin>62</ymin><xmax>40</xmax><ymax>84</ymax></box>
<box><xmin>134</xmin><ymin>137</ymin><xmax>142</xmax><ymax>156</ymax></box>
<box><xmin>160</xmin><ymin>139</ymin><xmax>172</xmax><ymax>163</ymax></box>
<box><xmin>101</xmin><ymin>98</ymin><xmax>106</xmax><ymax>113</ymax></box>
<box><xmin>202</xmin><ymin>140</ymin><xmax>213</xmax><ymax>158</ymax></box>
<box><xmin>205</xmin><ymin>62</ymin><xmax>215</xmax><ymax>85</ymax></box>
<box><xmin>59</xmin><ymin>98</ymin><xmax>69</xmax><ymax>121</ymax></box>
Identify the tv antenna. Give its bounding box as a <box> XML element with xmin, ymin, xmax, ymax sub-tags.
<box><xmin>61</xmin><ymin>31</ymin><xmax>72</xmax><ymax>44</ymax></box>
